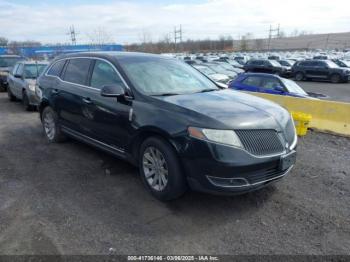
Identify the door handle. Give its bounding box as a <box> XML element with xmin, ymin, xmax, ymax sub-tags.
<box><xmin>82</xmin><ymin>97</ymin><xmax>93</xmax><ymax>104</ymax></box>
<box><xmin>52</xmin><ymin>89</ymin><xmax>59</xmax><ymax>94</ymax></box>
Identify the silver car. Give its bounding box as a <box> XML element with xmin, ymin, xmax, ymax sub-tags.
<box><xmin>7</xmin><ymin>61</ymin><xmax>48</xmax><ymax>110</ymax></box>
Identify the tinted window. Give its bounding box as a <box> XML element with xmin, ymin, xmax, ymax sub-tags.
<box><xmin>242</xmin><ymin>76</ymin><xmax>261</xmax><ymax>87</ymax></box>
<box><xmin>90</xmin><ymin>60</ymin><xmax>125</xmax><ymax>89</ymax></box>
<box><xmin>47</xmin><ymin>60</ymin><xmax>66</xmax><ymax>77</ymax></box>
<box><xmin>63</xmin><ymin>58</ymin><xmax>92</xmax><ymax>85</ymax></box>
<box><xmin>261</xmin><ymin>77</ymin><xmax>282</xmax><ymax>90</ymax></box>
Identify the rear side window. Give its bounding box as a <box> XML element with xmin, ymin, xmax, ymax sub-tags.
<box><xmin>242</xmin><ymin>76</ymin><xmax>261</xmax><ymax>87</ymax></box>
<box><xmin>63</xmin><ymin>58</ymin><xmax>92</xmax><ymax>85</ymax></box>
<box><xmin>90</xmin><ymin>60</ymin><xmax>125</xmax><ymax>89</ymax></box>
<box><xmin>47</xmin><ymin>60</ymin><xmax>66</xmax><ymax>77</ymax></box>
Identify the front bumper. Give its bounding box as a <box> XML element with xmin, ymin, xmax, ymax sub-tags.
<box><xmin>180</xmin><ymin>138</ymin><xmax>296</xmax><ymax>195</ymax></box>
<box><xmin>27</xmin><ymin>90</ymin><xmax>40</xmax><ymax>106</ymax></box>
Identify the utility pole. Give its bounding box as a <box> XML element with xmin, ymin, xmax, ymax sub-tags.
<box><xmin>267</xmin><ymin>24</ymin><xmax>281</xmax><ymax>51</ymax></box>
<box><xmin>68</xmin><ymin>25</ymin><xmax>77</xmax><ymax>45</ymax></box>
<box><xmin>174</xmin><ymin>25</ymin><xmax>183</xmax><ymax>52</ymax></box>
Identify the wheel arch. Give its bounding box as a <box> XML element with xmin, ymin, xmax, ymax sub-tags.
<box><xmin>129</xmin><ymin>126</ymin><xmax>182</xmax><ymax>164</ymax></box>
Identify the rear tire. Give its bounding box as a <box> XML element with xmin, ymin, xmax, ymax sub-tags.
<box><xmin>7</xmin><ymin>87</ymin><xmax>17</xmax><ymax>101</ymax></box>
<box><xmin>295</xmin><ymin>72</ymin><xmax>304</xmax><ymax>81</ymax></box>
<box><xmin>330</xmin><ymin>74</ymin><xmax>341</xmax><ymax>83</ymax></box>
<box><xmin>41</xmin><ymin>106</ymin><xmax>67</xmax><ymax>143</ymax></box>
<box><xmin>139</xmin><ymin>137</ymin><xmax>187</xmax><ymax>201</ymax></box>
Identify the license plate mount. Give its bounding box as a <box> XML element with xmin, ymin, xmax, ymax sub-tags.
<box><xmin>279</xmin><ymin>151</ymin><xmax>296</xmax><ymax>171</ymax></box>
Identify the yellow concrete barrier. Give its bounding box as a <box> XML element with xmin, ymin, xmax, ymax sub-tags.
<box><xmin>245</xmin><ymin>92</ymin><xmax>350</xmax><ymax>137</ymax></box>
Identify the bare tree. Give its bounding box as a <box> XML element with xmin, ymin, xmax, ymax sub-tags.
<box><xmin>0</xmin><ymin>37</ymin><xmax>8</xmax><ymax>46</ymax></box>
<box><xmin>87</xmin><ymin>27</ymin><xmax>114</xmax><ymax>47</ymax></box>
<box><xmin>255</xmin><ymin>39</ymin><xmax>264</xmax><ymax>50</ymax></box>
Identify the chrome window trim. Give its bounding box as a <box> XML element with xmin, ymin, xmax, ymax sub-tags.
<box><xmin>44</xmin><ymin>56</ymin><xmax>132</xmax><ymax>95</ymax></box>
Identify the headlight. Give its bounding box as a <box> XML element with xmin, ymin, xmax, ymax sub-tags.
<box><xmin>188</xmin><ymin>127</ymin><xmax>243</xmax><ymax>148</ymax></box>
<box><xmin>0</xmin><ymin>71</ymin><xmax>8</xmax><ymax>76</ymax></box>
<box><xmin>28</xmin><ymin>84</ymin><xmax>36</xmax><ymax>92</ymax></box>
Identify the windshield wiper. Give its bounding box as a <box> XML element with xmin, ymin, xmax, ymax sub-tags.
<box><xmin>196</xmin><ymin>89</ymin><xmax>217</xmax><ymax>93</ymax></box>
<box><xmin>151</xmin><ymin>93</ymin><xmax>181</xmax><ymax>96</ymax></box>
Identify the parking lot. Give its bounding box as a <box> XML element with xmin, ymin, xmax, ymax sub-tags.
<box><xmin>0</xmin><ymin>91</ymin><xmax>349</xmax><ymax>255</ymax></box>
<box><xmin>298</xmin><ymin>81</ymin><xmax>350</xmax><ymax>103</ymax></box>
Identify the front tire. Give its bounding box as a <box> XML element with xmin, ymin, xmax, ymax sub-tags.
<box><xmin>295</xmin><ymin>72</ymin><xmax>304</xmax><ymax>81</ymax></box>
<box><xmin>330</xmin><ymin>74</ymin><xmax>341</xmax><ymax>83</ymax></box>
<box><xmin>41</xmin><ymin>106</ymin><xmax>66</xmax><ymax>143</ymax></box>
<box><xmin>139</xmin><ymin>137</ymin><xmax>187</xmax><ymax>201</ymax></box>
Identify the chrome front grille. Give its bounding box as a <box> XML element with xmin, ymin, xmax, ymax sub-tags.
<box><xmin>235</xmin><ymin>129</ymin><xmax>285</xmax><ymax>156</ymax></box>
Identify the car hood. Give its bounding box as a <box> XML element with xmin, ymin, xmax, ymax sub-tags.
<box><xmin>209</xmin><ymin>73</ymin><xmax>229</xmax><ymax>81</ymax></box>
<box><xmin>155</xmin><ymin>89</ymin><xmax>290</xmax><ymax>131</ymax></box>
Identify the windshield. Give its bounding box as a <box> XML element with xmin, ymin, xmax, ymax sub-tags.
<box><xmin>325</xmin><ymin>60</ymin><xmax>339</xmax><ymax>68</ymax></box>
<box><xmin>194</xmin><ymin>66</ymin><xmax>216</xmax><ymax>75</ymax></box>
<box><xmin>279</xmin><ymin>60</ymin><xmax>292</xmax><ymax>66</ymax></box>
<box><xmin>119</xmin><ymin>57</ymin><xmax>218</xmax><ymax>96</ymax></box>
<box><xmin>24</xmin><ymin>64</ymin><xmax>47</xmax><ymax>78</ymax></box>
<box><xmin>340</xmin><ymin>60</ymin><xmax>350</xmax><ymax>67</ymax></box>
<box><xmin>282</xmin><ymin>78</ymin><xmax>308</xmax><ymax>95</ymax></box>
<box><xmin>269</xmin><ymin>60</ymin><xmax>281</xmax><ymax>67</ymax></box>
<box><xmin>0</xmin><ymin>57</ymin><xmax>22</xmax><ymax>67</ymax></box>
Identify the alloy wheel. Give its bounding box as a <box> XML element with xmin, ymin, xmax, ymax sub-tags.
<box><xmin>43</xmin><ymin>111</ymin><xmax>56</xmax><ymax>140</ymax></box>
<box><xmin>142</xmin><ymin>146</ymin><xmax>169</xmax><ymax>191</ymax></box>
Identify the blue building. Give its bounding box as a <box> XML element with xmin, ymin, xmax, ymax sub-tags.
<box><xmin>0</xmin><ymin>44</ymin><xmax>123</xmax><ymax>58</ymax></box>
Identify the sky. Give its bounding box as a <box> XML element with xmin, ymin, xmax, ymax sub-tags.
<box><xmin>0</xmin><ymin>0</ymin><xmax>350</xmax><ymax>45</ymax></box>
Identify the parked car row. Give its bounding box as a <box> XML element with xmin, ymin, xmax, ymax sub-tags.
<box><xmin>172</xmin><ymin>50</ymin><xmax>350</xmax><ymax>84</ymax></box>
<box><xmin>7</xmin><ymin>61</ymin><xmax>49</xmax><ymax>110</ymax></box>
<box><xmin>4</xmin><ymin>51</ymin><xmax>298</xmax><ymax>201</ymax></box>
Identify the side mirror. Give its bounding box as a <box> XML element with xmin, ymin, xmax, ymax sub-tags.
<box><xmin>14</xmin><ymin>74</ymin><xmax>22</xmax><ymax>79</ymax></box>
<box><xmin>100</xmin><ymin>84</ymin><xmax>125</xmax><ymax>97</ymax></box>
<box><xmin>274</xmin><ymin>86</ymin><xmax>285</xmax><ymax>92</ymax></box>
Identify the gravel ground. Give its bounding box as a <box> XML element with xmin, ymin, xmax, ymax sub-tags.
<box><xmin>297</xmin><ymin>81</ymin><xmax>350</xmax><ymax>103</ymax></box>
<box><xmin>0</xmin><ymin>92</ymin><xmax>349</xmax><ymax>255</ymax></box>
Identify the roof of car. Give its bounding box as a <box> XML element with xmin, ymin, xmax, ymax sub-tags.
<box><xmin>0</xmin><ymin>55</ymin><xmax>22</xmax><ymax>58</ymax></box>
<box><xmin>54</xmin><ymin>51</ymin><xmax>168</xmax><ymax>61</ymax></box>
<box><xmin>20</xmin><ymin>61</ymin><xmax>49</xmax><ymax>65</ymax></box>
<box><xmin>240</xmin><ymin>72</ymin><xmax>282</xmax><ymax>78</ymax></box>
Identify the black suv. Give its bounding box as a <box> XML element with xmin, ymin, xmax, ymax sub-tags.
<box><xmin>37</xmin><ymin>52</ymin><xmax>297</xmax><ymax>201</ymax></box>
<box><xmin>292</xmin><ymin>60</ymin><xmax>350</xmax><ymax>83</ymax></box>
<box><xmin>244</xmin><ymin>59</ymin><xmax>287</xmax><ymax>76</ymax></box>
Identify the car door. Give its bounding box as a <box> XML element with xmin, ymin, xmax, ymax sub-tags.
<box><xmin>81</xmin><ymin>59</ymin><xmax>132</xmax><ymax>151</ymax></box>
<box><xmin>55</xmin><ymin>58</ymin><xmax>93</xmax><ymax>134</ymax></box>
<box><xmin>260</xmin><ymin>77</ymin><xmax>286</xmax><ymax>95</ymax></box>
<box><xmin>315</xmin><ymin>61</ymin><xmax>330</xmax><ymax>79</ymax></box>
